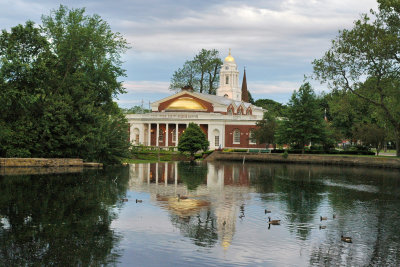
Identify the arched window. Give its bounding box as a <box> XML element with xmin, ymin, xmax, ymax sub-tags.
<box><xmin>249</xmin><ymin>129</ymin><xmax>256</xmax><ymax>144</ymax></box>
<box><xmin>233</xmin><ymin>129</ymin><xmax>240</xmax><ymax>144</ymax></box>
<box><xmin>237</xmin><ymin>108</ymin><xmax>242</xmax><ymax>115</ymax></box>
<box><xmin>246</xmin><ymin>108</ymin><xmax>252</xmax><ymax>115</ymax></box>
<box><xmin>227</xmin><ymin>107</ymin><xmax>233</xmax><ymax>115</ymax></box>
<box><xmin>226</xmin><ymin>76</ymin><xmax>229</xmax><ymax>84</ymax></box>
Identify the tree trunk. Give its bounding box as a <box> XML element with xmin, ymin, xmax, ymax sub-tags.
<box><xmin>396</xmin><ymin>135</ymin><xmax>400</xmax><ymax>157</ymax></box>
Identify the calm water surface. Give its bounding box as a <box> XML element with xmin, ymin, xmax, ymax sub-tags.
<box><xmin>0</xmin><ymin>162</ymin><xmax>399</xmax><ymax>266</ymax></box>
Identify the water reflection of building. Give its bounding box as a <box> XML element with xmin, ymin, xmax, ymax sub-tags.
<box><xmin>128</xmin><ymin>162</ymin><xmax>256</xmax><ymax>249</ymax></box>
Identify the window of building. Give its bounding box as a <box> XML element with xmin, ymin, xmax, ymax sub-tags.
<box><xmin>215</xmin><ymin>136</ymin><xmax>219</xmax><ymax>147</ymax></box>
<box><xmin>158</xmin><ymin>129</ymin><xmax>164</xmax><ymax>142</ymax></box>
<box><xmin>228</xmin><ymin>108</ymin><xmax>233</xmax><ymax>115</ymax></box>
<box><xmin>249</xmin><ymin>129</ymin><xmax>256</xmax><ymax>144</ymax></box>
<box><xmin>237</xmin><ymin>108</ymin><xmax>242</xmax><ymax>115</ymax></box>
<box><xmin>172</xmin><ymin>129</ymin><xmax>176</xmax><ymax>143</ymax></box>
<box><xmin>246</xmin><ymin>108</ymin><xmax>252</xmax><ymax>115</ymax></box>
<box><xmin>226</xmin><ymin>76</ymin><xmax>229</xmax><ymax>84</ymax></box>
<box><xmin>233</xmin><ymin>129</ymin><xmax>240</xmax><ymax>144</ymax></box>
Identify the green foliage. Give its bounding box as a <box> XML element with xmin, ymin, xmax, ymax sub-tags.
<box><xmin>313</xmin><ymin>1</ymin><xmax>400</xmax><ymax>156</ymax></box>
<box><xmin>0</xmin><ymin>6</ymin><xmax>130</xmax><ymax>164</ymax></box>
<box><xmin>254</xmin><ymin>99</ymin><xmax>287</xmax><ymax>117</ymax></box>
<box><xmin>170</xmin><ymin>49</ymin><xmax>222</xmax><ymax>94</ymax></box>
<box><xmin>254</xmin><ymin>112</ymin><xmax>277</xmax><ymax>145</ymax></box>
<box><xmin>282</xmin><ymin>150</ymin><xmax>289</xmax><ymax>159</ymax></box>
<box><xmin>275</xmin><ymin>83</ymin><xmax>327</xmax><ymax>153</ymax></box>
<box><xmin>121</xmin><ymin>105</ymin><xmax>151</xmax><ymax>114</ymax></box>
<box><xmin>352</xmin><ymin>122</ymin><xmax>386</xmax><ymax>155</ymax></box>
<box><xmin>178</xmin><ymin>123</ymin><xmax>209</xmax><ymax>157</ymax></box>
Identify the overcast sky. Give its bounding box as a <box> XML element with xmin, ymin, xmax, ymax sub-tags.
<box><xmin>0</xmin><ymin>0</ymin><xmax>379</xmax><ymax>107</ymax></box>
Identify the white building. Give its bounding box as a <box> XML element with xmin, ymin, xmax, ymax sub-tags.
<box><xmin>126</xmin><ymin>51</ymin><xmax>265</xmax><ymax>149</ymax></box>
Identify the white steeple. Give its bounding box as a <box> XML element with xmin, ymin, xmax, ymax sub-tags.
<box><xmin>216</xmin><ymin>49</ymin><xmax>241</xmax><ymax>101</ymax></box>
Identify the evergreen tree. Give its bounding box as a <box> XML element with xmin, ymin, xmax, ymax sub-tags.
<box><xmin>275</xmin><ymin>83</ymin><xmax>327</xmax><ymax>153</ymax></box>
<box><xmin>178</xmin><ymin>123</ymin><xmax>209</xmax><ymax>159</ymax></box>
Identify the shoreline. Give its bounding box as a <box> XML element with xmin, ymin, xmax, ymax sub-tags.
<box><xmin>0</xmin><ymin>158</ymin><xmax>103</xmax><ymax>168</ymax></box>
<box><xmin>206</xmin><ymin>151</ymin><xmax>400</xmax><ymax>169</ymax></box>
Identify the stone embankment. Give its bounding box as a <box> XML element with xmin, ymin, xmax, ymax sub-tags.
<box><xmin>0</xmin><ymin>158</ymin><xmax>102</xmax><ymax>168</ymax></box>
<box><xmin>206</xmin><ymin>151</ymin><xmax>400</xmax><ymax>169</ymax></box>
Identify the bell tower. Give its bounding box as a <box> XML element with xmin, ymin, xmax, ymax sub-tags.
<box><xmin>216</xmin><ymin>49</ymin><xmax>241</xmax><ymax>101</ymax></box>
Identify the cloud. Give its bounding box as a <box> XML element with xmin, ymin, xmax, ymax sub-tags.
<box><xmin>123</xmin><ymin>80</ymin><xmax>171</xmax><ymax>94</ymax></box>
<box><xmin>0</xmin><ymin>0</ymin><xmax>380</xmax><ymax>105</ymax></box>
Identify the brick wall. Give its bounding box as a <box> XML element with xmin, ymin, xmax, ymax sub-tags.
<box><xmin>224</xmin><ymin>125</ymin><xmax>265</xmax><ymax>148</ymax></box>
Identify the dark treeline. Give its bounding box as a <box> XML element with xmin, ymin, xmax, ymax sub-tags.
<box><xmin>0</xmin><ymin>6</ymin><xmax>130</xmax><ymax>164</ymax></box>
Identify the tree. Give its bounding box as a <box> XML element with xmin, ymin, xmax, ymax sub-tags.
<box><xmin>178</xmin><ymin>123</ymin><xmax>209</xmax><ymax>159</ymax></box>
<box><xmin>353</xmin><ymin>122</ymin><xmax>387</xmax><ymax>155</ymax></box>
<box><xmin>253</xmin><ymin>112</ymin><xmax>277</xmax><ymax>147</ymax></box>
<box><xmin>121</xmin><ymin>105</ymin><xmax>151</xmax><ymax>114</ymax></box>
<box><xmin>275</xmin><ymin>83</ymin><xmax>327</xmax><ymax>153</ymax></box>
<box><xmin>313</xmin><ymin>0</ymin><xmax>400</xmax><ymax>156</ymax></box>
<box><xmin>170</xmin><ymin>49</ymin><xmax>222</xmax><ymax>94</ymax></box>
<box><xmin>254</xmin><ymin>99</ymin><xmax>287</xmax><ymax>117</ymax></box>
<box><xmin>0</xmin><ymin>6</ymin><xmax>130</xmax><ymax>164</ymax></box>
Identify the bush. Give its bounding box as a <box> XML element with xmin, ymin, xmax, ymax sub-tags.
<box><xmin>271</xmin><ymin>149</ymin><xmax>285</xmax><ymax>153</ymax></box>
<box><xmin>282</xmin><ymin>150</ymin><xmax>289</xmax><ymax>159</ymax></box>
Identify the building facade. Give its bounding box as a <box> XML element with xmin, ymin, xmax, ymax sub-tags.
<box><xmin>126</xmin><ymin>51</ymin><xmax>265</xmax><ymax>149</ymax></box>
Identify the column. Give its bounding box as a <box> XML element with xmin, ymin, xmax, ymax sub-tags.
<box><xmin>156</xmin><ymin>123</ymin><xmax>159</xmax><ymax>147</ymax></box>
<box><xmin>175</xmin><ymin>123</ymin><xmax>178</xmax><ymax>146</ymax></box>
<box><xmin>166</xmin><ymin>124</ymin><xmax>169</xmax><ymax>147</ymax></box>
<box><xmin>147</xmin><ymin>163</ymin><xmax>150</xmax><ymax>184</ymax></box>
<box><xmin>174</xmin><ymin>162</ymin><xmax>178</xmax><ymax>186</ymax></box>
<box><xmin>164</xmin><ymin>163</ymin><xmax>168</xmax><ymax>186</ymax></box>
<box><xmin>156</xmin><ymin>162</ymin><xmax>159</xmax><ymax>185</ymax></box>
<box><xmin>148</xmin><ymin>123</ymin><xmax>151</xmax><ymax>146</ymax></box>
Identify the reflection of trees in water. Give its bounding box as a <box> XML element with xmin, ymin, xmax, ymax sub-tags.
<box><xmin>303</xmin><ymin>166</ymin><xmax>400</xmax><ymax>266</ymax></box>
<box><xmin>170</xmin><ymin>209</ymin><xmax>218</xmax><ymax>248</ymax></box>
<box><xmin>178</xmin><ymin>162</ymin><xmax>207</xmax><ymax>191</ymax></box>
<box><xmin>253</xmin><ymin>164</ymin><xmax>325</xmax><ymax>240</ymax></box>
<box><xmin>0</xmin><ymin>167</ymin><xmax>130</xmax><ymax>266</ymax></box>
<box><xmin>274</xmin><ymin>165</ymin><xmax>326</xmax><ymax>240</ymax></box>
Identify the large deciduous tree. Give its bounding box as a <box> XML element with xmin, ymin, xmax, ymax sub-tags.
<box><xmin>170</xmin><ymin>49</ymin><xmax>222</xmax><ymax>94</ymax></box>
<box><xmin>275</xmin><ymin>83</ymin><xmax>327</xmax><ymax>153</ymax></box>
<box><xmin>313</xmin><ymin>0</ymin><xmax>400</xmax><ymax>156</ymax></box>
<box><xmin>0</xmin><ymin>5</ymin><xmax>130</xmax><ymax>164</ymax></box>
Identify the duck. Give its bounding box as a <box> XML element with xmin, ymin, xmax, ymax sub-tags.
<box><xmin>121</xmin><ymin>198</ymin><xmax>128</xmax><ymax>202</ymax></box>
<box><xmin>320</xmin><ymin>216</ymin><xmax>328</xmax><ymax>221</ymax></box>
<box><xmin>319</xmin><ymin>225</ymin><xmax>326</xmax><ymax>229</ymax></box>
<box><xmin>341</xmin><ymin>235</ymin><xmax>352</xmax><ymax>243</ymax></box>
<box><xmin>136</xmin><ymin>199</ymin><xmax>142</xmax><ymax>203</ymax></box>
<box><xmin>333</xmin><ymin>214</ymin><xmax>336</xmax><ymax>219</ymax></box>
<box><xmin>177</xmin><ymin>194</ymin><xmax>188</xmax><ymax>200</ymax></box>
<box><xmin>264</xmin><ymin>209</ymin><xmax>271</xmax><ymax>214</ymax></box>
<box><xmin>268</xmin><ymin>217</ymin><xmax>281</xmax><ymax>225</ymax></box>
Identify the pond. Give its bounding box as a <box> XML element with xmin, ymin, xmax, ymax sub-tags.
<box><xmin>0</xmin><ymin>162</ymin><xmax>399</xmax><ymax>266</ymax></box>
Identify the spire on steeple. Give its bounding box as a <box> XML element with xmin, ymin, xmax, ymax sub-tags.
<box><xmin>241</xmin><ymin>67</ymin><xmax>249</xmax><ymax>102</ymax></box>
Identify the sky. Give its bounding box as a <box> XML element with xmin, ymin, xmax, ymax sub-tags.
<box><xmin>0</xmin><ymin>0</ymin><xmax>379</xmax><ymax>107</ymax></box>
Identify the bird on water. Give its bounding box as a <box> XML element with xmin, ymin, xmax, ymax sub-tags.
<box><xmin>268</xmin><ymin>217</ymin><xmax>281</xmax><ymax>225</ymax></box>
<box><xmin>341</xmin><ymin>235</ymin><xmax>352</xmax><ymax>243</ymax></box>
